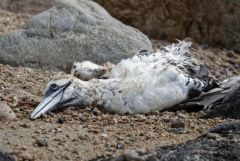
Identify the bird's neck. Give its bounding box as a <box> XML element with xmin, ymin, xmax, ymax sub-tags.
<box><xmin>84</xmin><ymin>78</ymin><xmax>119</xmax><ymax>107</ymax></box>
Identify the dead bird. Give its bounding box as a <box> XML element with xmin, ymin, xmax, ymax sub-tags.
<box><xmin>30</xmin><ymin>41</ymin><xmax>215</xmax><ymax>119</ymax></box>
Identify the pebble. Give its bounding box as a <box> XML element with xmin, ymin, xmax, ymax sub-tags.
<box><xmin>177</xmin><ymin>112</ymin><xmax>188</xmax><ymax>119</ymax></box>
<box><xmin>135</xmin><ymin>114</ymin><xmax>147</xmax><ymax>121</ymax></box>
<box><xmin>87</xmin><ymin>128</ymin><xmax>100</xmax><ymax>134</ymax></box>
<box><xmin>83</xmin><ymin>107</ymin><xmax>92</xmax><ymax>113</ymax></box>
<box><xmin>56</xmin><ymin>128</ymin><xmax>62</xmax><ymax>132</ymax></box>
<box><xmin>170</xmin><ymin>118</ymin><xmax>185</xmax><ymax>129</ymax></box>
<box><xmin>80</xmin><ymin>116</ymin><xmax>87</xmax><ymax>122</ymax></box>
<box><xmin>0</xmin><ymin>101</ymin><xmax>16</xmax><ymax>121</ymax></box>
<box><xmin>21</xmin><ymin>152</ymin><xmax>33</xmax><ymax>161</ymax></box>
<box><xmin>100</xmin><ymin>133</ymin><xmax>108</xmax><ymax>138</ymax></box>
<box><xmin>112</xmin><ymin>118</ymin><xmax>118</xmax><ymax>124</ymax></box>
<box><xmin>19</xmin><ymin>146</ymin><xmax>27</xmax><ymax>150</ymax></box>
<box><xmin>71</xmin><ymin>111</ymin><xmax>80</xmax><ymax>117</ymax></box>
<box><xmin>20</xmin><ymin>123</ymin><xmax>30</xmax><ymax>128</ymax></box>
<box><xmin>121</xmin><ymin>116</ymin><xmax>128</xmax><ymax>120</ymax></box>
<box><xmin>62</xmin><ymin>154</ymin><xmax>70</xmax><ymax>160</ymax></box>
<box><xmin>34</xmin><ymin>129</ymin><xmax>41</xmax><ymax>134</ymax></box>
<box><xmin>151</xmin><ymin>111</ymin><xmax>160</xmax><ymax>115</ymax></box>
<box><xmin>121</xmin><ymin>149</ymin><xmax>147</xmax><ymax>160</ymax></box>
<box><xmin>116</xmin><ymin>143</ymin><xmax>125</xmax><ymax>149</ymax></box>
<box><xmin>148</xmin><ymin>115</ymin><xmax>157</xmax><ymax>120</ymax></box>
<box><xmin>92</xmin><ymin>108</ymin><xmax>102</xmax><ymax>116</ymax></box>
<box><xmin>168</xmin><ymin>128</ymin><xmax>186</xmax><ymax>134</ymax></box>
<box><xmin>206</xmin><ymin>133</ymin><xmax>221</xmax><ymax>140</ymax></box>
<box><xmin>78</xmin><ymin>134</ymin><xmax>89</xmax><ymax>140</ymax></box>
<box><xmin>57</xmin><ymin>117</ymin><xmax>65</xmax><ymax>124</ymax></box>
<box><xmin>36</xmin><ymin>139</ymin><xmax>49</xmax><ymax>147</ymax></box>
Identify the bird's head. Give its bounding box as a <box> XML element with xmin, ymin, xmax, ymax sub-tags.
<box><xmin>30</xmin><ymin>79</ymin><xmax>95</xmax><ymax>119</ymax></box>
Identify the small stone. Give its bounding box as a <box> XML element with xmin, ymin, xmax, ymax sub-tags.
<box><xmin>80</xmin><ymin>116</ymin><xmax>87</xmax><ymax>122</ymax></box>
<box><xmin>122</xmin><ymin>149</ymin><xmax>146</xmax><ymax>160</ymax></box>
<box><xmin>0</xmin><ymin>101</ymin><xmax>16</xmax><ymax>121</ymax></box>
<box><xmin>92</xmin><ymin>108</ymin><xmax>102</xmax><ymax>116</ymax></box>
<box><xmin>66</xmin><ymin>134</ymin><xmax>70</xmax><ymax>138</ymax></box>
<box><xmin>121</xmin><ymin>116</ymin><xmax>129</xmax><ymax>121</ymax></box>
<box><xmin>151</xmin><ymin>111</ymin><xmax>160</xmax><ymax>115</ymax></box>
<box><xmin>177</xmin><ymin>112</ymin><xmax>188</xmax><ymax>119</ymax></box>
<box><xmin>56</xmin><ymin>128</ymin><xmax>62</xmax><ymax>132</ymax></box>
<box><xmin>84</xmin><ymin>108</ymin><xmax>92</xmax><ymax>113</ymax></box>
<box><xmin>21</xmin><ymin>152</ymin><xmax>33</xmax><ymax>161</ymax></box>
<box><xmin>170</xmin><ymin>118</ymin><xmax>185</xmax><ymax>129</ymax></box>
<box><xmin>20</xmin><ymin>123</ymin><xmax>30</xmax><ymax>128</ymax></box>
<box><xmin>62</xmin><ymin>154</ymin><xmax>70</xmax><ymax>160</ymax></box>
<box><xmin>116</xmin><ymin>143</ymin><xmax>125</xmax><ymax>149</ymax></box>
<box><xmin>117</xmin><ymin>136</ymin><xmax>124</xmax><ymax>141</ymax></box>
<box><xmin>206</xmin><ymin>133</ymin><xmax>221</xmax><ymax>140</ymax></box>
<box><xmin>148</xmin><ymin>115</ymin><xmax>157</xmax><ymax>120</ymax></box>
<box><xmin>87</xmin><ymin>128</ymin><xmax>100</xmax><ymax>134</ymax></box>
<box><xmin>135</xmin><ymin>114</ymin><xmax>147</xmax><ymax>121</ymax></box>
<box><xmin>34</xmin><ymin>129</ymin><xmax>41</xmax><ymax>134</ymax></box>
<box><xmin>72</xmin><ymin>149</ymin><xmax>79</xmax><ymax>155</ymax></box>
<box><xmin>168</xmin><ymin>128</ymin><xmax>186</xmax><ymax>134</ymax></box>
<box><xmin>19</xmin><ymin>146</ymin><xmax>27</xmax><ymax>150</ymax></box>
<box><xmin>100</xmin><ymin>133</ymin><xmax>108</xmax><ymax>138</ymax></box>
<box><xmin>112</xmin><ymin>118</ymin><xmax>118</xmax><ymax>124</ymax></box>
<box><xmin>57</xmin><ymin>117</ymin><xmax>65</xmax><ymax>124</ymax></box>
<box><xmin>36</xmin><ymin>139</ymin><xmax>48</xmax><ymax>147</ymax></box>
<box><xmin>78</xmin><ymin>134</ymin><xmax>89</xmax><ymax>140</ymax></box>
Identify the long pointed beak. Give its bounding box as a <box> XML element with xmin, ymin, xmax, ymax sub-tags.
<box><xmin>30</xmin><ymin>89</ymin><xmax>64</xmax><ymax>119</ymax></box>
<box><xmin>30</xmin><ymin>80</ymin><xmax>72</xmax><ymax>120</ymax></box>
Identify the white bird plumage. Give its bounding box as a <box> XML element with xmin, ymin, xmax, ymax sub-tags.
<box><xmin>30</xmin><ymin>41</ymin><xmax>214</xmax><ymax>119</ymax></box>
<box><xmin>71</xmin><ymin>61</ymin><xmax>107</xmax><ymax>80</ymax></box>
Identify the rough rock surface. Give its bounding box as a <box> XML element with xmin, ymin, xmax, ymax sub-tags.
<box><xmin>208</xmin><ymin>120</ymin><xmax>240</xmax><ymax>134</ymax></box>
<box><xmin>0</xmin><ymin>0</ymin><xmax>152</xmax><ymax>71</ymax></box>
<box><xmin>93</xmin><ymin>120</ymin><xmax>240</xmax><ymax>161</ymax></box>
<box><xmin>0</xmin><ymin>0</ymin><xmax>54</xmax><ymax>14</ymax></box>
<box><xmin>97</xmin><ymin>0</ymin><xmax>240</xmax><ymax>51</ymax></box>
<box><xmin>0</xmin><ymin>149</ymin><xmax>15</xmax><ymax>161</ymax></box>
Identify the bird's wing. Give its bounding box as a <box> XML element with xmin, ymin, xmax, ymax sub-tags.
<box><xmin>176</xmin><ymin>76</ymin><xmax>240</xmax><ymax>113</ymax></box>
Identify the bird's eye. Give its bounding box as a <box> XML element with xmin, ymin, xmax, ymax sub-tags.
<box><xmin>50</xmin><ymin>84</ymin><xmax>58</xmax><ymax>91</ymax></box>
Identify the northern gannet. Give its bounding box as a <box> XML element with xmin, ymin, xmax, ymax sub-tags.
<box><xmin>30</xmin><ymin>41</ymin><xmax>216</xmax><ymax>119</ymax></box>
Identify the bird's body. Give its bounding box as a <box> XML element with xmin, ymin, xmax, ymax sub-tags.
<box><xmin>31</xmin><ymin>41</ymin><xmax>215</xmax><ymax>119</ymax></box>
<box><xmin>94</xmin><ymin>67</ymin><xmax>196</xmax><ymax>114</ymax></box>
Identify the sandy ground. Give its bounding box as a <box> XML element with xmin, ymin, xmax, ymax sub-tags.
<box><xmin>0</xmin><ymin>10</ymin><xmax>239</xmax><ymax>161</ymax></box>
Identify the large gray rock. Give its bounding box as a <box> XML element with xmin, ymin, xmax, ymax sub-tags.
<box><xmin>97</xmin><ymin>0</ymin><xmax>240</xmax><ymax>51</ymax></box>
<box><xmin>0</xmin><ymin>0</ymin><xmax>152</xmax><ymax>71</ymax></box>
